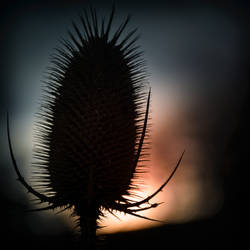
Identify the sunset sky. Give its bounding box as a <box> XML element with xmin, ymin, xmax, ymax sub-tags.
<box><xmin>0</xmin><ymin>0</ymin><xmax>248</xmax><ymax>238</ymax></box>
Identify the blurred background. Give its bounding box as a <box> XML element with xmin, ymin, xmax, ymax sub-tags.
<box><xmin>0</xmin><ymin>0</ymin><xmax>249</xmax><ymax>248</ymax></box>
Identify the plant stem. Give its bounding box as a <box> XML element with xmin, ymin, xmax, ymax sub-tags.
<box><xmin>76</xmin><ymin>201</ymin><xmax>99</xmax><ymax>249</ymax></box>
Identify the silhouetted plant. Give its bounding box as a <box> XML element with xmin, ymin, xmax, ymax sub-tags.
<box><xmin>7</xmin><ymin>5</ymin><xmax>184</xmax><ymax>249</ymax></box>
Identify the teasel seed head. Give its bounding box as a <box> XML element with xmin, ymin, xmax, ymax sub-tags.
<box><xmin>7</xmin><ymin>5</ymin><xmax>185</xmax><ymax>249</ymax></box>
<box><xmin>33</xmin><ymin>6</ymin><xmax>149</xmax><ymax>208</ymax></box>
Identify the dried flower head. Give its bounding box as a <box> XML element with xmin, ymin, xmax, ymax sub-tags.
<box><xmin>7</xmin><ymin>5</ymin><xmax>184</xmax><ymax>249</ymax></box>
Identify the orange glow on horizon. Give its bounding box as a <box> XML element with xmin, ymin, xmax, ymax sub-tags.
<box><xmin>97</xmin><ymin>179</ymin><xmax>173</xmax><ymax>234</ymax></box>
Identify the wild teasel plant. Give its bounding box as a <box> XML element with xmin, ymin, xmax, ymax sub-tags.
<box><xmin>7</xmin><ymin>6</ymin><xmax>184</xmax><ymax>249</ymax></box>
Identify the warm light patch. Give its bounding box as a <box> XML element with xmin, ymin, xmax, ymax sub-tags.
<box><xmin>97</xmin><ymin>180</ymin><xmax>172</xmax><ymax>234</ymax></box>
